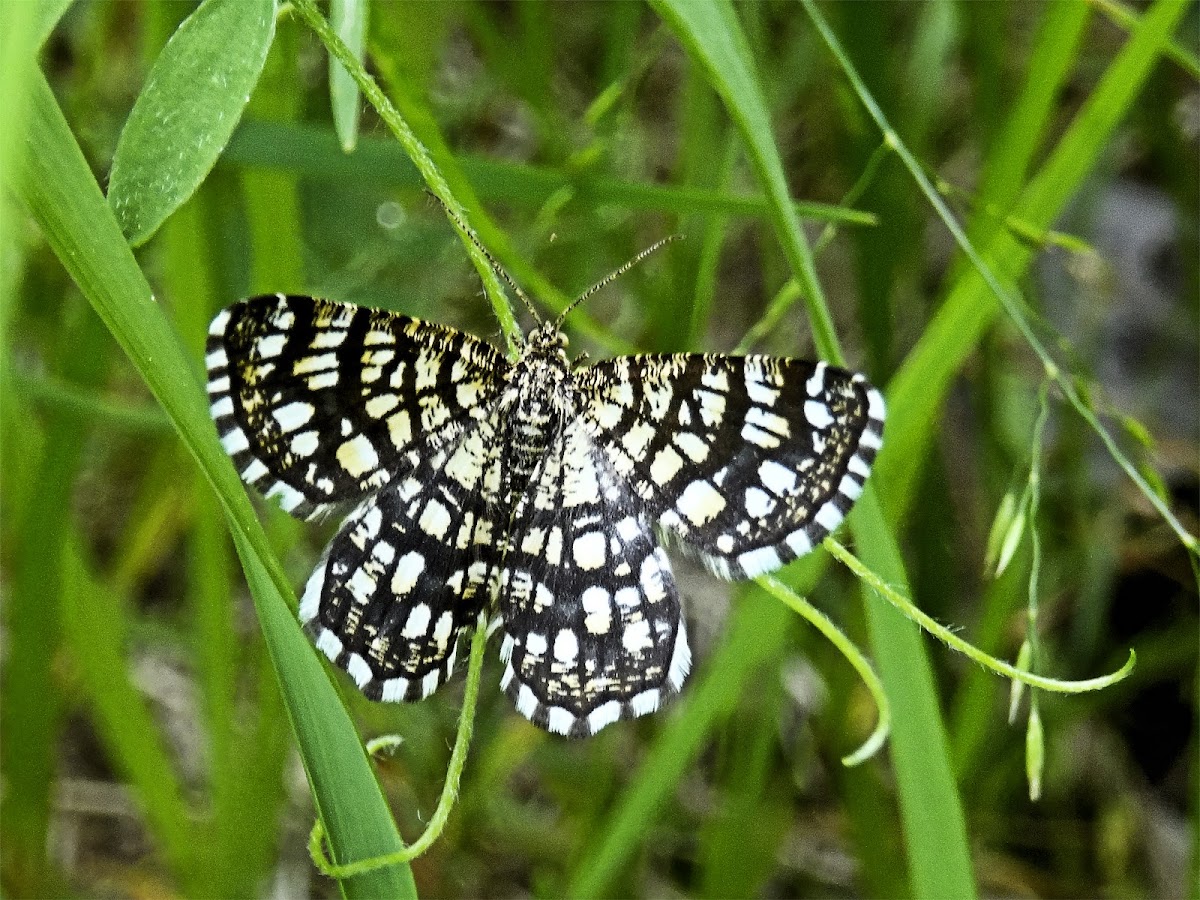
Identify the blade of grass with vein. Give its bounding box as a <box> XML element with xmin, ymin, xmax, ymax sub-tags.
<box><xmin>329</xmin><ymin>0</ymin><xmax>367</xmax><ymax>152</ymax></box>
<box><xmin>868</xmin><ymin>0</ymin><xmax>1194</xmax><ymax>536</ymax></box>
<box><xmin>649</xmin><ymin>3</ymin><xmax>975</xmax><ymax>897</ymax></box>
<box><xmin>567</xmin><ymin>586</ymin><xmax>795</xmax><ymax>898</ymax></box>
<box><xmin>241</xmin><ymin>13</ymin><xmax>305</xmax><ymax>295</ymax></box>
<box><xmin>60</xmin><ymin>538</ymin><xmax>200</xmax><ymax>891</ymax></box>
<box><xmin>165</xmin><ymin>185</ymin><xmax>288</xmax><ymax>894</ymax></box>
<box><xmin>15</xmin><ymin>67</ymin><xmax>414</xmax><ymax>899</ymax></box>
<box><xmin>945</xmin><ymin>0</ymin><xmax>1090</xmax><ymax>782</ymax></box>
<box><xmin>222</xmin><ymin>120</ymin><xmax>874</xmax><ymax>227</ymax></box>
<box><xmin>10</xmin><ymin>370</ymin><xmax>172</xmax><ymax>432</ymax></box>
<box><xmin>1094</xmin><ymin>0</ymin><xmax>1200</xmax><ymax>78</ymax></box>
<box><xmin>969</xmin><ymin>0</ymin><xmax>1090</xmax><ymax>244</ymax></box>
<box><xmin>0</xmin><ymin>299</ymin><xmax>112</xmax><ymax>897</ymax></box>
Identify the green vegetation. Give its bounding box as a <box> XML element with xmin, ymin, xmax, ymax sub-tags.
<box><xmin>2</xmin><ymin>1</ymin><xmax>1195</xmax><ymax>897</ymax></box>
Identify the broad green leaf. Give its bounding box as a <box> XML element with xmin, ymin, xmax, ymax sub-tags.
<box><xmin>108</xmin><ymin>0</ymin><xmax>277</xmax><ymax>246</ymax></box>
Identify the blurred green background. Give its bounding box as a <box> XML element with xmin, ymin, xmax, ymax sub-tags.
<box><xmin>1</xmin><ymin>1</ymin><xmax>1197</xmax><ymax>897</ymax></box>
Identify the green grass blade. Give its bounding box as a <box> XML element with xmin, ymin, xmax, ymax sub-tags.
<box><xmin>107</xmin><ymin>0</ymin><xmax>277</xmax><ymax>246</ymax></box>
<box><xmin>0</xmin><ymin>302</ymin><xmax>111</xmax><ymax>896</ymax></box>
<box><xmin>15</xmin><ymin>66</ymin><xmax>415</xmax><ymax>899</ymax></box>
<box><xmin>652</xmin><ymin>2</ymin><xmax>976</xmax><ymax>895</ymax></box>
<box><xmin>30</xmin><ymin>0</ymin><xmax>75</xmax><ymax>51</ymax></box>
<box><xmin>61</xmin><ymin>539</ymin><xmax>199</xmax><ymax>890</ymax></box>
<box><xmin>221</xmin><ymin>119</ymin><xmax>874</xmax><ymax>227</ymax></box>
<box><xmin>650</xmin><ymin>0</ymin><xmax>842</xmax><ymax>361</ymax></box>
<box><xmin>329</xmin><ymin>0</ymin><xmax>367</xmax><ymax>152</ymax></box>
<box><xmin>567</xmin><ymin>587</ymin><xmax>794</xmax><ymax>898</ymax></box>
<box><xmin>970</xmin><ymin>0</ymin><xmax>1090</xmax><ymax>234</ymax></box>
<box><xmin>877</xmin><ymin>0</ymin><xmax>1192</xmax><ymax>528</ymax></box>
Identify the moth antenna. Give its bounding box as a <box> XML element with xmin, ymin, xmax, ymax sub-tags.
<box><xmin>555</xmin><ymin>234</ymin><xmax>683</xmax><ymax>329</ymax></box>
<box><xmin>426</xmin><ymin>190</ymin><xmax>542</xmax><ymax>325</ymax></box>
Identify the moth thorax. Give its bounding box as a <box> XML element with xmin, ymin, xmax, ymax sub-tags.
<box><xmin>504</xmin><ymin>357</ymin><xmax>571</xmax><ymax>475</ymax></box>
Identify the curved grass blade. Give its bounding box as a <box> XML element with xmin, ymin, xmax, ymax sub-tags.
<box><xmin>15</xmin><ymin>65</ymin><xmax>414</xmax><ymax>899</ymax></box>
<box><xmin>871</xmin><ymin>0</ymin><xmax>1194</xmax><ymax>535</ymax></box>
<box><xmin>648</xmin><ymin>3</ymin><xmax>976</xmax><ymax>897</ymax></box>
<box><xmin>107</xmin><ymin>0</ymin><xmax>277</xmax><ymax>246</ymax></box>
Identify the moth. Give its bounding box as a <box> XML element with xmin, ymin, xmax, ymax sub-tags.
<box><xmin>206</xmin><ymin>262</ymin><xmax>882</xmax><ymax>737</ymax></box>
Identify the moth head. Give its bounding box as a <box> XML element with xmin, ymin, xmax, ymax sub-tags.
<box><xmin>527</xmin><ymin>321</ymin><xmax>570</xmax><ymax>355</ymax></box>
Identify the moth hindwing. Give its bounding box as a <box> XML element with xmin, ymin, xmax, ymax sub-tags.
<box><xmin>207</xmin><ymin>294</ymin><xmax>884</xmax><ymax>737</ymax></box>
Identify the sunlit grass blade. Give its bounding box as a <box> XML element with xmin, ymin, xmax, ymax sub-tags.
<box><xmin>868</xmin><ymin>0</ymin><xmax>1194</xmax><ymax>537</ymax></box>
<box><xmin>329</xmin><ymin>0</ymin><xmax>367</xmax><ymax>152</ymax></box>
<box><xmin>567</xmin><ymin>588</ymin><xmax>794</xmax><ymax>898</ymax></box>
<box><xmin>651</xmin><ymin>2</ymin><xmax>976</xmax><ymax>896</ymax></box>
<box><xmin>15</xmin><ymin>65</ymin><xmax>414</xmax><ymax>899</ymax></box>
<box><xmin>222</xmin><ymin>119</ymin><xmax>875</xmax><ymax>227</ymax></box>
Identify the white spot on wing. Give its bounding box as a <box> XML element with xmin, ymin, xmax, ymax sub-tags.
<box><xmin>785</xmin><ymin>529</ymin><xmax>813</xmax><ymax>557</ymax></box>
<box><xmin>848</xmin><ymin>454</ymin><xmax>871</xmax><ymax>478</ymax></box>
<box><xmin>291</xmin><ymin>430</ymin><xmax>319</xmax><ymax>457</ymax></box>
<box><xmin>299</xmin><ymin>564</ymin><xmax>325</xmax><ymax>623</ymax></box>
<box><xmin>572</xmin><ymin>532</ymin><xmax>606</xmax><ymax>570</ymax></box>
<box><xmin>240</xmin><ymin>459</ymin><xmax>269</xmax><ymax>483</ymax></box>
<box><xmin>737</xmin><ymin>545</ymin><xmax>781</xmax><ymax>577</ymax></box>
<box><xmin>221</xmin><ymin>427</ymin><xmax>249</xmax><ymax>455</ymax></box>
<box><xmin>516</xmin><ymin>683</ymin><xmax>539</xmax><ymax>719</ymax></box>
<box><xmin>581</xmin><ymin>586</ymin><xmax>612</xmax><ymax>634</ymax></box>
<box><xmin>673</xmin><ymin>431</ymin><xmax>709</xmax><ymax>462</ymax></box>
<box><xmin>668</xmin><ymin>625</ymin><xmax>691</xmax><ymax>691</ymax></box>
<box><xmin>547</xmin><ymin>707</ymin><xmax>575</xmax><ymax>735</ymax></box>
<box><xmin>806</xmin><ymin>362</ymin><xmax>827</xmax><ymax>397</ymax></box>
<box><xmin>337</xmin><ymin>434</ymin><xmax>379</xmax><ymax>478</ymax></box>
<box><xmin>553</xmin><ymin>629</ymin><xmax>579</xmax><ymax>666</ymax></box>
<box><xmin>867</xmin><ymin>387</ymin><xmax>885</xmax><ymax>421</ymax></box>
<box><xmin>587</xmin><ymin>700</ymin><xmax>622</xmax><ymax>734</ymax></box>
<box><xmin>525</xmin><ymin>632</ymin><xmax>548</xmax><ymax>657</ymax></box>
<box><xmin>421</xmin><ymin>670</ymin><xmax>440</xmax><ymax>698</ymax></box>
<box><xmin>759</xmin><ymin>460</ymin><xmax>797</xmax><ymax>496</ymax></box>
<box><xmin>804</xmin><ymin>399</ymin><xmax>834</xmax><ymax>429</ymax></box>
<box><xmin>630</xmin><ymin>688</ymin><xmax>660</xmax><ymax>716</ymax></box>
<box><xmin>744</xmin><ymin>487</ymin><xmax>775</xmax><ymax>519</ymax></box>
<box><xmin>402</xmin><ymin>603</ymin><xmax>432</xmax><ymax>638</ymax></box>
<box><xmin>391</xmin><ymin>551</ymin><xmax>425</xmax><ymax>596</ymax></box>
<box><xmin>381</xmin><ymin>677</ymin><xmax>409</xmax><ymax>701</ymax></box>
<box><xmin>650</xmin><ymin>445</ymin><xmax>684</xmax><ymax>483</ymax></box>
<box><xmin>256</xmin><ymin>333</ymin><xmax>286</xmax><ymax>359</ymax></box>
<box><xmin>814</xmin><ymin>502</ymin><xmax>843</xmax><ymax>532</ymax></box>
<box><xmin>677</xmin><ymin>480</ymin><xmax>726</xmax><ymax>526</ymax></box>
<box><xmin>208</xmin><ymin>309</ymin><xmax>231</xmax><ymax>338</ymax></box>
<box><xmin>316</xmin><ymin>628</ymin><xmax>343</xmax><ymax>661</ymax></box>
<box><xmin>418</xmin><ymin>499</ymin><xmax>452</xmax><ymax>539</ymax></box>
<box><xmin>622</xmin><ymin>619</ymin><xmax>653</xmax><ymax>654</ymax></box>
<box><xmin>839</xmin><ymin>474</ymin><xmax>863</xmax><ymax>501</ymax></box>
<box><xmin>347</xmin><ymin>653</ymin><xmax>372</xmax><ymax>687</ymax></box>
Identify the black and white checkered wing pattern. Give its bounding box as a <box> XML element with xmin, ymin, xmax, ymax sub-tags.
<box><xmin>298</xmin><ymin>415</ymin><xmax>507</xmax><ymax>701</ymax></box>
<box><xmin>206</xmin><ymin>295</ymin><xmax>505</xmax><ymax>520</ymax></box>
<box><xmin>495</xmin><ymin>419</ymin><xmax>690</xmax><ymax>737</ymax></box>
<box><xmin>577</xmin><ymin>355</ymin><xmax>884</xmax><ymax>579</ymax></box>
